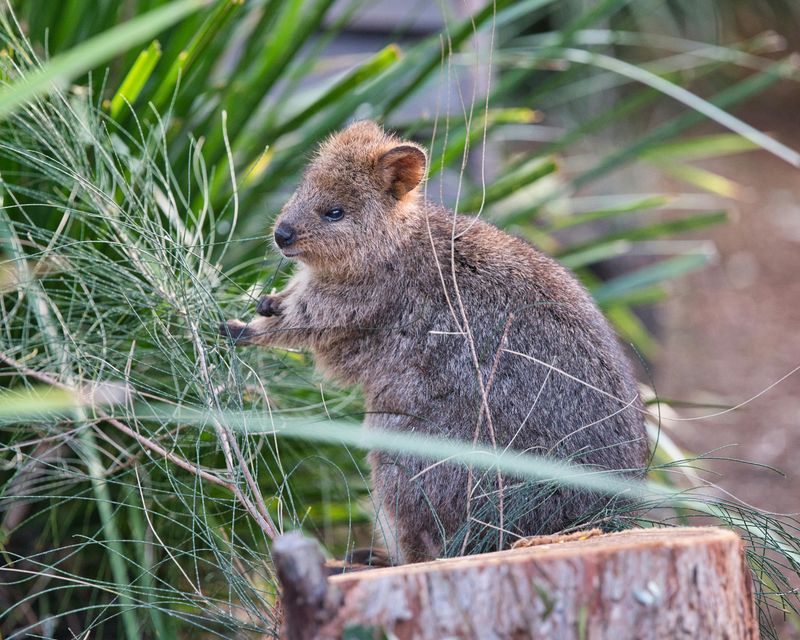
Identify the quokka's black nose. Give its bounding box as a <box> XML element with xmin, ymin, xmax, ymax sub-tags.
<box><xmin>274</xmin><ymin>223</ymin><xmax>296</xmax><ymax>248</ymax></box>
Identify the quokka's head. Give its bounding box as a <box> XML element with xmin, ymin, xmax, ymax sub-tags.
<box><xmin>272</xmin><ymin>121</ymin><xmax>427</xmax><ymax>270</ymax></box>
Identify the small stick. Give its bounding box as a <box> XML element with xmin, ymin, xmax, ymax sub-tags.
<box><xmin>272</xmin><ymin>532</ymin><xmax>342</xmax><ymax>640</ymax></box>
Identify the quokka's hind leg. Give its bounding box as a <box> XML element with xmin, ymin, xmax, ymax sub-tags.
<box><xmin>370</xmin><ymin>452</ymin><xmax>453</xmax><ymax>564</ymax></box>
<box><xmin>378</xmin><ymin>480</ymin><xmax>445</xmax><ymax>564</ymax></box>
<box><xmin>337</xmin><ymin>504</ymin><xmax>399</xmax><ymax>569</ymax></box>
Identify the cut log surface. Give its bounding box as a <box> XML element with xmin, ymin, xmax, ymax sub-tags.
<box><xmin>274</xmin><ymin>527</ymin><xmax>759</xmax><ymax>640</ymax></box>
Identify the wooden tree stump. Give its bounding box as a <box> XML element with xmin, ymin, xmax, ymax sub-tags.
<box><xmin>272</xmin><ymin>527</ymin><xmax>759</xmax><ymax>640</ymax></box>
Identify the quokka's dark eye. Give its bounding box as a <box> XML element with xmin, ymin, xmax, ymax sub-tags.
<box><xmin>323</xmin><ymin>207</ymin><xmax>345</xmax><ymax>222</ymax></box>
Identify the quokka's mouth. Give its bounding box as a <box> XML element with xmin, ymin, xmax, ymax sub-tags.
<box><xmin>280</xmin><ymin>248</ymin><xmax>303</xmax><ymax>258</ymax></box>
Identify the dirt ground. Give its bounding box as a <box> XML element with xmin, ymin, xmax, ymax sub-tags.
<box><xmin>654</xmin><ymin>91</ymin><xmax>800</xmax><ymax>517</ymax></box>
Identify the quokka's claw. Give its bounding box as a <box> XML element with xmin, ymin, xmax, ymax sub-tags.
<box><xmin>219</xmin><ymin>320</ymin><xmax>252</xmax><ymax>345</ymax></box>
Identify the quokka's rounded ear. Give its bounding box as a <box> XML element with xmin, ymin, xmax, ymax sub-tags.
<box><xmin>377</xmin><ymin>145</ymin><xmax>427</xmax><ymax>199</ymax></box>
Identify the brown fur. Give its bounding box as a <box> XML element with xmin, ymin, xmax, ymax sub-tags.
<box><xmin>222</xmin><ymin>121</ymin><xmax>648</xmax><ymax>563</ymax></box>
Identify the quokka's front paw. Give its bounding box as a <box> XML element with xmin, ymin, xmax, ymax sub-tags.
<box><xmin>256</xmin><ymin>295</ymin><xmax>282</xmax><ymax>317</ymax></box>
<box><xmin>219</xmin><ymin>319</ymin><xmax>253</xmax><ymax>345</ymax></box>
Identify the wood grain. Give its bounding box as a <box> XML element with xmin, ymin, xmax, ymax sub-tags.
<box><xmin>275</xmin><ymin>527</ymin><xmax>759</xmax><ymax>640</ymax></box>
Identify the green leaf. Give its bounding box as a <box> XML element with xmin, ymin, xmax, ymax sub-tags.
<box><xmin>202</xmin><ymin>0</ymin><xmax>336</xmax><ymax>163</ymax></box>
<box><xmin>569</xmin><ymin>57</ymin><xmax>799</xmax><ymax>191</ymax></box>
<box><xmin>549</xmin><ymin>47</ymin><xmax>800</xmax><ymax>167</ymax></box>
<box><xmin>460</xmin><ymin>157</ymin><xmax>558</xmax><ymax>212</ymax></box>
<box><xmin>497</xmin><ymin>86</ymin><xmax>671</xmax><ymax>224</ymax></box>
<box><xmin>597</xmin><ymin>285</ymin><xmax>668</xmax><ymax>308</ymax></box>
<box><xmin>654</xmin><ymin>162</ymin><xmax>745</xmax><ymax>198</ymax></box>
<box><xmin>109</xmin><ymin>40</ymin><xmax>162</xmax><ymax>119</ymax></box>
<box><xmin>546</xmin><ymin>195</ymin><xmax>671</xmax><ymax>231</ymax></box>
<box><xmin>559</xmin><ymin>240</ymin><xmax>631</xmax><ymax>269</ymax></box>
<box><xmin>590</xmin><ymin>253</ymin><xmax>713</xmax><ymax>305</ymax></box>
<box><xmin>603</xmin><ymin>304</ymin><xmax>658</xmax><ymax>357</ymax></box>
<box><xmin>429</xmin><ymin>108</ymin><xmax>540</xmax><ymax>178</ymax></box>
<box><xmin>505</xmin><ymin>56</ymin><xmax>798</xmax><ymax>222</ymax></box>
<box><xmin>268</xmin><ymin>44</ymin><xmax>402</xmax><ymax>141</ymax></box>
<box><xmin>0</xmin><ymin>0</ymin><xmax>207</xmax><ymax>121</ymax></box>
<box><xmin>150</xmin><ymin>0</ymin><xmax>244</xmax><ymax>109</ymax></box>
<box><xmin>382</xmin><ymin>0</ymin><xmax>519</xmax><ymax>115</ymax></box>
<box><xmin>0</xmin><ymin>386</ymin><xmax>77</xmax><ymax>419</ymax></box>
<box><xmin>557</xmin><ymin>211</ymin><xmax>727</xmax><ymax>259</ymax></box>
<box><xmin>641</xmin><ymin>133</ymin><xmax>759</xmax><ymax>162</ymax></box>
<box><xmin>342</xmin><ymin>624</ymin><xmax>389</xmax><ymax>640</ymax></box>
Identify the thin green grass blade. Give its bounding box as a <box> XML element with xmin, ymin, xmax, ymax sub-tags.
<box><xmin>0</xmin><ymin>210</ymin><xmax>139</xmax><ymax>640</ymax></box>
<box><xmin>126</xmin><ymin>477</ymin><xmax>174</xmax><ymax>638</ymax></box>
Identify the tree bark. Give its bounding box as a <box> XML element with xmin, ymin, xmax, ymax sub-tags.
<box><xmin>274</xmin><ymin>527</ymin><xmax>759</xmax><ymax>640</ymax></box>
